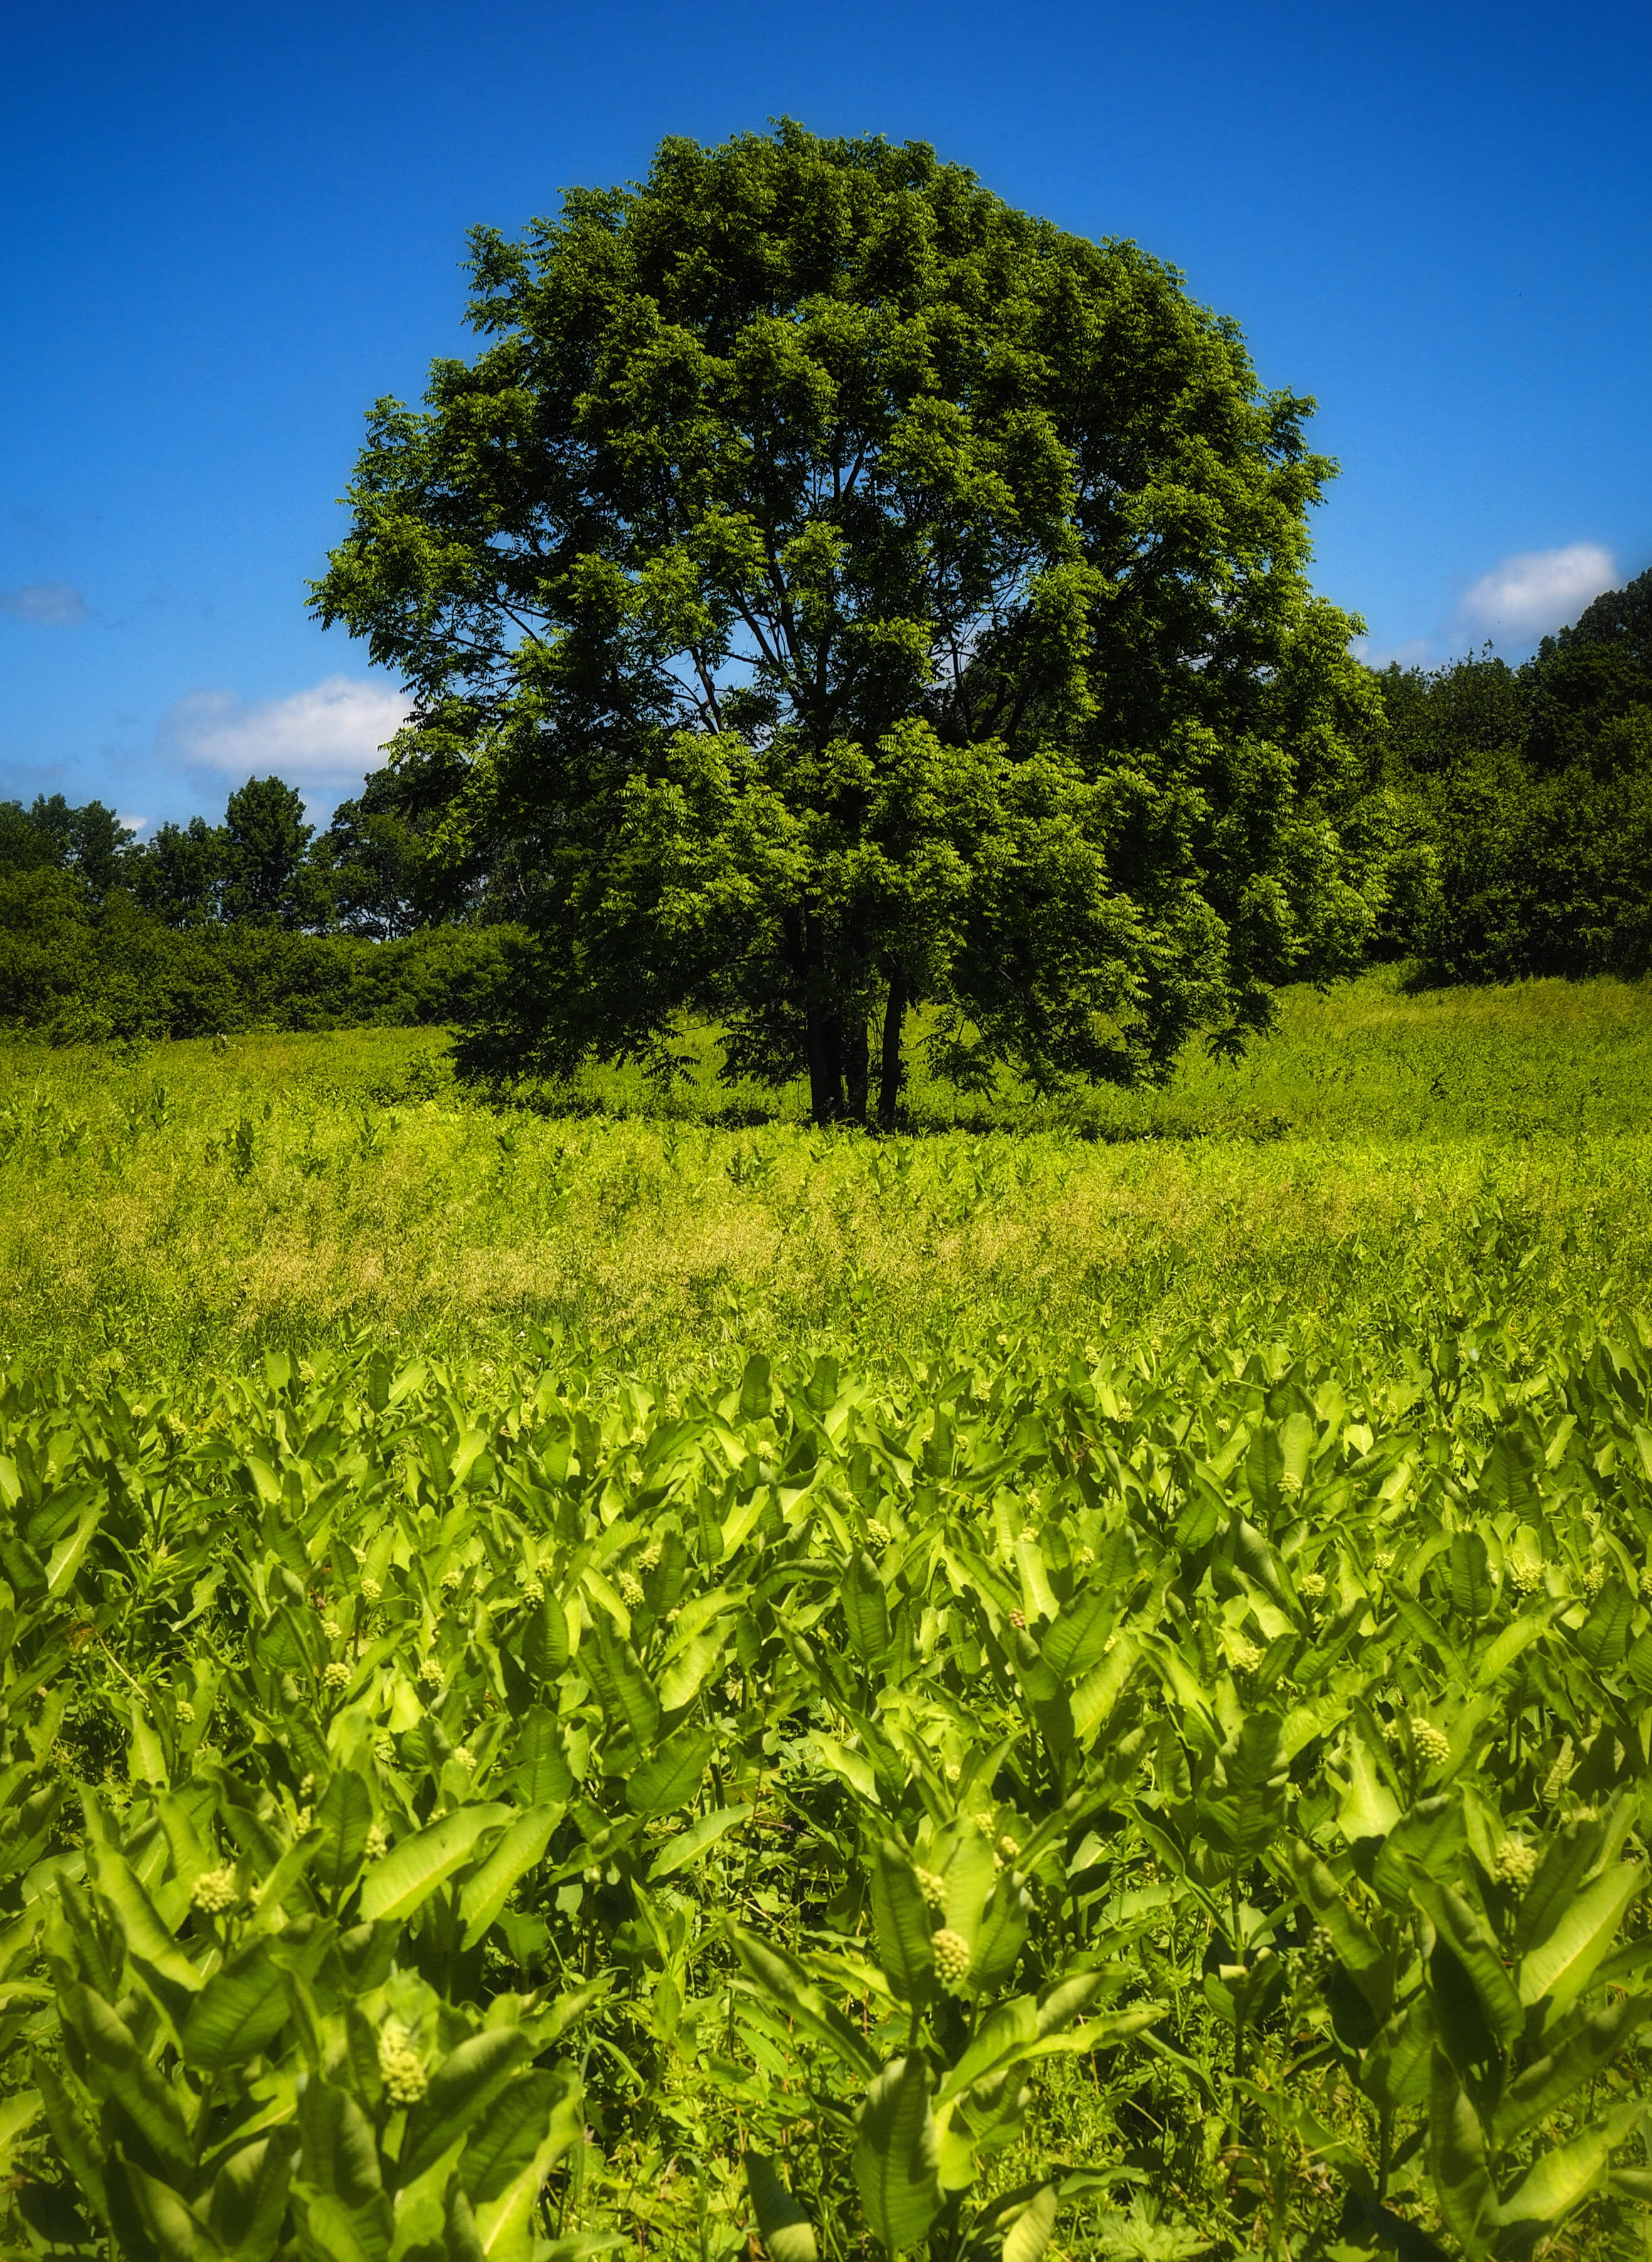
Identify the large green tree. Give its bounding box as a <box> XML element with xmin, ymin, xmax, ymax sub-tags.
<box><xmin>314</xmin><ymin>122</ymin><xmax>1389</xmax><ymax>1123</ymax></box>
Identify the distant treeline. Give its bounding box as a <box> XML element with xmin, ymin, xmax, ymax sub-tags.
<box><xmin>1370</xmin><ymin>565</ymin><xmax>1652</xmax><ymax>982</ymax></box>
<box><xmin>0</xmin><ymin>777</ymin><xmax>516</xmax><ymax>1042</ymax></box>
<box><xmin>3</xmin><ymin>565</ymin><xmax>1649</xmax><ymax>1043</ymax></box>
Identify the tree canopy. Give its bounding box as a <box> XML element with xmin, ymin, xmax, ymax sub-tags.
<box><xmin>314</xmin><ymin>121</ymin><xmax>1392</xmax><ymax>1123</ymax></box>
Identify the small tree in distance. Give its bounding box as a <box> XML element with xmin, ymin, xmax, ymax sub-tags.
<box><xmin>314</xmin><ymin>122</ymin><xmax>1393</xmax><ymax>1125</ymax></box>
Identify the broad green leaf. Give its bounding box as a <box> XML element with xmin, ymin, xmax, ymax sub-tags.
<box><xmin>1336</xmin><ymin>1735</ymin><xmax>1400</xmax><ymax>1845</ymax></box>
<box><xmin>1001</xmin><ymin>2184</ymin><xmax>1057</xmax><ymax>2262</ymax></box>
<box><xmin>854</xmin><ymin>2056</ymin><xmax>943</xmax><ymax>2254</ymax></box>
<box><xmin>744</xmin><ymin>2150</ymin><xmax>818</xmax><ymax>2262</ymax></box>
<box><xmin>1471</xmin><ymin>1611</ymin><xmax>1551</xmax><ymax>1688</ymax></box>
<box><xmin>460</xmin><ymin>1806</ymin><xmax>562</xmax><ymax>1948</ymax></box>
<box><xmin>1519</xmin><ymin>1862</ymin><xmax>1645</xmax><ymax>2007</ymax></box>
<box><xmin>649</xmin><ymin>1803</ymin><xmax>751</xmax><ymax>1881</ymax></box>
<box><xmin>871</xmin><ymin>1841</ymin><xmax>935</xmax><ymax>2002</ymax></box>
<box><xmin>398</xmin><ymin>2029</ymin><xmax>532</xmax><ymax>2188</ymax></box>
<box><xmin>729</xmin><ymin>1926</ymin><xmax>879</xmax><ymax>2075</ymax></box>
<box><xmin>842</xmin><ymin>1552</ymin><xmax>891</xmax><ymax>1665</ymax></box>
<box><xmin>312</xmin><ymin>1768</ymin><xmax>373</xmax><ymax>1898</ymax></box>
<box><xmin>358</xmin><ymin>1804</ymin><xmax>510</xmax><ymax>1924</ymax></box>
<box><xmin>626</xmin><ymin>1725</ymin><xmax>714</xmax><ymax>1815</ymax></box>
<box><xmin>588</xmin><ymin>1620</ymin><xmax>660</xmax><ymax>1747</ymax></box>
<box><xmin>1494</xmin><ymin>1994</ymin><xmax>1652</xmax><ymax>2145</ymax></box>
<box><xmin>1427</xmin><ymin>2051</ymin><xmax>1494</xmax><ymax>2258</ymax></box>
<box><xmin>182</xmin><ymin>1955</ymin><xmax>292</xmax><ymax>2071</ymax></box>
<box><xmin>1496</xmin><ymin>2101</ymin><xmax>1644</xmax><ymax>2230</ymax></box>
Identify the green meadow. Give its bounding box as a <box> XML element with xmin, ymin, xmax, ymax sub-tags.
<box><xmin>4</xmin><ymin>973</ymin><xmax>1652</xmax><ymax>2262</ymax></box>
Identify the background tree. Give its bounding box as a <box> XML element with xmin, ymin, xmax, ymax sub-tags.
<box><xmin>318</xmin><ymin>124</ymin><xmax>1391</xmax><ymax>1123</ymax></box>
<box><xmin>130</xmin><ymin>815</ymin><xmax>223</xmax><ymax>927</ymax></box>
<box><xmin>219</xmin><ymin>775</ymin><xmax>328</xmax><ymax>928</ymax></box>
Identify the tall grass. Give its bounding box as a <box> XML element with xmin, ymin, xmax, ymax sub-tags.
<box><xmin>3</xmin><ymin>969</ymin><xmax>1649</xmax><ymax>1383</ymax></box>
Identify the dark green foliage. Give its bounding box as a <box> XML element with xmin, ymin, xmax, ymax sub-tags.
<box><xmin>314</xmin><ymin>122</ymin><xmax>1392</xmax><ymax>1125</ymax></box>
<box><xmin>1372</xmin><ymin>566</ymin><xmax>1652</xmax><ymax>982</ymax></box>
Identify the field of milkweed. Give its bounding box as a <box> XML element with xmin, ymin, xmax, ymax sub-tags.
<box><xmin>1</xmin><ymin>972</ymin><xmax>1651</xmax><ymax>2261</ymax></box>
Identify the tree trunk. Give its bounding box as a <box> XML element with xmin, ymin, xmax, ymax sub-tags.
<box><xmin>805</xmin><ymin>998</ymin><xmax>846</xmax><ymax>1126</ymax></box>
<box><xmin>844</xmin><ymin>1015</ymin><xmax>869</xmax><ymax>1125</ymax></box>
<box><xmin>877</xmin><ymin>966</ymin><xmax>908</xmax><ymax>1130</ymax></box>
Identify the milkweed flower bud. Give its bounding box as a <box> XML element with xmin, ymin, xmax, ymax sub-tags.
<box><xmin>361</xmin><ymin>1579</ymin><xmax>382</xmax><ymax>1603</ymax></box>
<box><xmin>453</xmin><ymin>1746</ymin><xmax>475</xmax><ymax>1771</ymax></box>
<box><xmin>638</xmin><ymin>1541</ymin><xmax>662</xmax><ymax>1573</ymax></box>
<box><xmin>866</xmin><ymin>1521</ymin><xmax>892</xmax><ymax>1550</ymax></box>
<box><xmin>418</xmin><ymin>1659</ymin><xmax>443</xmax><ymax>1687</ymax></box>
<box><xmin>1494</xmin><ymin>1838</ymin><xmax>1538</xmax><ymax>1891</ymax></box>
<box><xmin>973</xmin><ymin>1810</ymin><xmax>997</xmax><ymax>1839</ymax></box>
<box><xmin>618</xmin><ymin>1572</ymin><xmax>644</xmax><ymax>1608</ymax></box>
<box><xmin>1230</xmin><ymin>1638</ymin><xmax>1263</xmax><ymax>1674</ymax></box>
<box><xmin>932</xmin><ymin>1928</ymin><xmax>972</xmax><ymax>1989</ymax></box>
<box><xmin>176</xmin><ymin>1700</ymin><xmax>195</xmax><ymax>1724</ymax></box>
<box><xmin>441</xmin><ymin>1566</ymin><xmax>464</xmax><ymax>1595</ymax></box>
<box><xmin>321</xmin><ymin>1620</ymin><xmax>342</xmax><ymax>1642</ymax></box>
<box><xmin>916</xmin><ymin>1867</ymin><xmax>947</xmax><ymax>1912</ymax></box>
<box><xmin>523</xmin><ymin>1580</ymin><xmax>543</xmax><ymax>1604</ymax></box>
<box><xmin>322</xmin><ymin>1662</ymin><xmax>351</xmax><ymax>1692</ymax></box>
<box><xmin>378</xmin><ymin>2021</ymin><xmax>428</xmax><ymax>2106</ymax></box>
<box><xmin>1411</xmin><ymin>1721</ymin><xmax>1451</xmax><ymax>1768</ymax></box>
<box><xmin>1298</xmin><ymin>1573</ymin><xmax>1326</xmax><ymax>1601</ymax></box>
<box><xmin>364</xmin><ymin>1824</ymin><xmax>388</xmax><ymax>1859</ymax></box>
<box><xmin>997</xmin><ymin>1834</ymin><xmax>1021</xmax><ymax>1863</ymax></box>
<box><xmin>192</xmin><ymin>1866</ymin><xmax>238</xmax><ymax>1915</ymax></box>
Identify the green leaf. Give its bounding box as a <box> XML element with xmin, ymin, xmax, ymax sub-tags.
<box><xmin>1001</xmin><ymin>2184</ymin><xmax>1057</xmax><ymax>2262</ymax></box>
<box><xmin>358</xmin><ymin>1804</ymin><xmax>510</xmax><ymax>1924</ymax></box>
<box><xmin>1577</xmin><ymin>1580</ymin><xmax>1635</xmax><ymax>1670</ymax></box>
<box><xmin>521</xmin><ymin>1590</ymin><xmax>570</xmax><ymax>1683</ymax></box>
<box><xmin>842</xmin><ymin>1553</ymin><xmax>891</xmax><ymax>1666</ymax></box>
<box><xmin>626</xmin><ymin>1725</ymin><xmax>714</xmax><ymax>1815</ymax></box>
<box><xmin>1478</xmin><ymin>1431</ymin><xmax>1537</xmax><ymax>1517</ymax></box>
<box><xmin>649</xmin><ymin>1803</ymin><xmax>751</xmax><ymax>1881</ymax></box>
<box><xmin>297</xmin><ymin>2078</ymin><xmax>385</xmax><ymax>2210</ymax></box>
<box><xmin>510</xmin><ymin>1708</ymin><xmax>573</xmax><ymax>1807</ymax></box>
<box><xmin>871</xmin><ymin>1842</ymin><xmax>935</xmax><ymax>2002</ymax></box>
<box><xmin>744</xmin><ymin>2150</ymin><xmax>819</xmax><ymax>2262</ymax></box>
<box><xmin>1519</xmin><ymin>1862</ymin><xmax>1645</xmax><ymax>2007</ymax></box>
<box><xmin>1337</xmin><ymin>1733</ymin><xmax>1400</xmax><ymax>1845</ymax></box>
<box><xmin>397</xmin><ymin>2029</ymin><xmax>532</xmax><ymax>2189</ymax></box>
<box><xmin>1494</xmin><ymin>1994</ymin><xmax>1652</xmax><ymax>2145</ymax></box>
<box><xmin>206</xmin><ymin>2133</ymin><xmax>298</xmax><ymax>2261</ymax></box>
<box><xmin>1427</xmin><ymin>2051</ymin><xmax>1494</xmax><ymax>2258</ymax></box>
<box><xmin>94</xmin><ymin>1847</ymin><xmax>204</xmax><ymax>1994</ymax></box>
<box><xmin>1039</xmin><ymin>1587</ymin><xmax>1113</xmax><ymax>1681</ymax></box>
<box><xmin>729</xmin><ymin>1926</ymin><xmax>879</xmax><ymax>2076</ymax></box>
<box><xmin>1471</xmin><ymin>1612</ymin><xmax>1551</xmax><ymax>1689</ymax></box>
<box><xmin>854</xmin><ymin>2056</ymin><xmax>943</xmax><ymax>2254</ymax></box>
<box><xmin>589</xmin><ymin>1620</ymin><xmax>662</xmax><ymax>1748</ymax></box>
<box><xmin>1495</xmin><ymin>2101</ymin><xmax>1644</xmax><ymax>2231</ymax></box>
<box><xmin>312</xmin><ymin>1770</ymin><xmax>372</xmax><ymax>1899</ymax></box>
<box><xmin>182</xmin><ymin>1955</ymin><xmax>292</xmax><ymax>2072</ymax></box>
<box><xmin>460</xmin><ymin>1806</ymin><xmax>562</xmax><ymax>1949</ymax></box>
<box><xmin>45</xmin><ymin>1500</ymin><xmax>102</xmax><ymax>1601</ymax></box>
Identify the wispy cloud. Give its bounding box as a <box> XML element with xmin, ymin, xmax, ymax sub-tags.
<box><xmin>163</xmin><ymin>675</ymin><xmax>412</xmax><ymax>799</ymax></box>
<box><xmin>1460</xmin><ymin>543</ymin><xmax>1615</xmax><ymax>640</ymax></box>
<box><xmin>1</xmin><ymin>581</ymin><xmax>90</xmax><ymax>625</ymax></box>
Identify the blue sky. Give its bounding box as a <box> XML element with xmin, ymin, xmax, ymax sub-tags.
<box><xmin>3</xmin><ymin>0</ymin><xmax>1648</xmax><ymax>829</ymax></box>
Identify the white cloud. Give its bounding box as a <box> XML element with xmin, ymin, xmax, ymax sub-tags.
<box><xmin>1</xmin><ymin>581</ymin><xmax>90</xmax><ymax>625</ymax></box>
<box><xmin>164</xmin><ymin>674</ymin><xmax>412</xmax><ymax>798</ymax></box>
<box><xmin>1352</xmin><ymin>634</ymin><xmax>1434</xmax><ymax>672</ymax></box>
<box><xmin>1460</xmin><ymin>543</ymin><xmax>1616</xmax><ymax>640</ymax></box>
